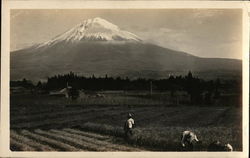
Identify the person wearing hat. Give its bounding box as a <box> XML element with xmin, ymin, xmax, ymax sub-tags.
<box><xmin>124</xmin><ymin>113</ymin><xmax>135</xmax><ymax>141</ymax></box>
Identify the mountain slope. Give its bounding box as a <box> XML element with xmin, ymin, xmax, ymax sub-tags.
<box><xmin>10</xmin><ymin>18</ymin><xmax>241</xmax><ymax>81</ymax></box>
<box><xmin>10</xmin><ymin>41</ymin><xmax>241</xmax><ymax>81</ymax></box>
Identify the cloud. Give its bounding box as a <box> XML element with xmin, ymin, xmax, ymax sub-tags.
<box><xmin>135</xmin><ymin>22</ymin><xmax>241</xmax><ymax>59</ymax></box>
<box><xmin>159</xmin><ymin>28</ymin><xmax>173</xmax><ymax>33</ymax></box>
<box><xmin>192</xmin><ymin>10</ymin><xmax>223</xmax><ymax>19</ymax></box>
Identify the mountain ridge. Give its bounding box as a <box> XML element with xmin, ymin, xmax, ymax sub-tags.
<box><xmin>10</xmin><ymin>17</ymin><xmax>241</xmax><ymax>81</ymax></box>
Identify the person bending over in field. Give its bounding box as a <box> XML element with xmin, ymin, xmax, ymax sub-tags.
<box><xmin>181</xmin><ymin>130</ymin><xmax>201</xmax><ymax>151</ymax></box>
<box><xmin>207</xmin><ymin>140</ymin><xmax>233</xmax><ymax>151</ymax></box>
<box><xmin>124</xmin><ymin>113</ymin><xmax>135</xmax><ymax>142</ymax></box>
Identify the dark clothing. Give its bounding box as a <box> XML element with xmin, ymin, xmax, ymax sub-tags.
<box><xmin>183</xmin><ymin>142</ymin><xmax>194</xmax><ymax>151</ymax></box>
<box><xmin>208</xmin><ymin>141</ymin><xmax>227</xmax><ymax>151</ymax></box>
<box><xmin>123</xmin><ymin>118</ymin><xmax>134</xmax><ymax>142</ymax></box>
<box><xmin>124</xmin><ymin>128</ymin><xmax>133</xmax><ymax>140</ymax></box>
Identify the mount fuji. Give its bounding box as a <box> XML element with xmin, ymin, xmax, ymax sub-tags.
<box><xmin>36</xmin><ymin>17</ymin><xmax>141</xmax><ymax>49</ymax></box>
<box><xmin>11</xmin><ymin>17</ymin><xmax>241</xmax><ymax>81</ymax></box>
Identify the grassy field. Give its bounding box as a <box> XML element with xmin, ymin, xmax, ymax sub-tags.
<box><xmin>10</xmin><ymin>92</ymin><xmax>242</xmax><ymax>151</ymax></box>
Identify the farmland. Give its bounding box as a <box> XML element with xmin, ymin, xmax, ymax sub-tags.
<box><xmin>10</xmin><ymin>91</ymin><xmax>242</xmax><ymax>151</ymax></box>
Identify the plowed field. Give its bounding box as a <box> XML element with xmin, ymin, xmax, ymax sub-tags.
<box><xmin>10</xmin><ymin>93</ymin><xmax>242</xmax><ymax>151</ymax></box>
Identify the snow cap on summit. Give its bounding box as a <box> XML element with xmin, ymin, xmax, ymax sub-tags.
<box><xmin>38</xmin><ymin>17</ymin><xmax>142</xmax><ymax>48</ymax></box>
<box><xmin>81</xmin><ymin>17</ymin><xmax>120</xmax><ymax>31</ymax></box>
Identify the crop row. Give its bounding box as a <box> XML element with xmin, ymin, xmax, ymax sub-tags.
<box><xmin>10</xmin><ymin>129</ymin><xmax>143</xmax><ymax>151</ymax></box>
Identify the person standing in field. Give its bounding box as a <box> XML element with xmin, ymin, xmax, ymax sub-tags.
<box><xmin>124</xmin><ymin>113</ymin><xmax>135</xmax><ymax>142</ymax></box>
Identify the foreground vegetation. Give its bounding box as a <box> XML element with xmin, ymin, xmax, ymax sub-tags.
<box><xmin>10</xmin><ymin>92</ymin><xmax>242</xmax><ymax>151</ymax></box>
<box><xmin>10</xmin><ymin>123</ymin><xmax>241</xmax><ymax>151</ymax></box>
<box><xmin>78</xmin><ymin>122</ymin><xmax>241</xmax><ymax>151</ymax></box>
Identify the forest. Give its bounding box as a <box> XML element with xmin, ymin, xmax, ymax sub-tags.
<box><xmin>10</xmin><ymin>71</ymin><xmax>241</xmax><ymax>104</ymax></box>
<box><xmin>10</xmin><ymin>71</ymin><xmax>241</xmax><ymax>91</ymax></box>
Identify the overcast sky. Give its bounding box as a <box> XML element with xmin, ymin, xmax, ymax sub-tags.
<box><xmin>11</xmin><ymin>9</ymin><xmax>242</xmax><ymax>59</ymax></box>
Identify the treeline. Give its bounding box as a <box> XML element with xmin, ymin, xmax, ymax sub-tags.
<box><xmin>10</xmin><ymin>78</ymin><xmax>34</xmax><ymax>88</ymax></box>
<box><xmin>11</xmin><ymin>71</ymin><xmax>241</xmax><ymax>93</ymax></box>
<box><xmin>10</xmin><ymin>71</ymin><xmax>242</xmax><ymax>105</ymax></box>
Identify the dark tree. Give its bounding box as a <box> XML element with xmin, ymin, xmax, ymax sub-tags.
<box><xmin>68</xmin><ymin>87</ymin><xmax>79</xmax><ymax>100</ymax></box>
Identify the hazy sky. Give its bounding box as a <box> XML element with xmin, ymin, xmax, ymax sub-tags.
<box><xmin>11</xmin><ymin>9</ymin><xmax>242</xmax><ymax>59</ymax></box>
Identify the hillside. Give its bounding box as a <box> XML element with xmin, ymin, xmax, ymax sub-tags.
<box><xmin>10</xmin><ymin>17</ymin><xmax>241</xmax><ymax>81</ymax></box>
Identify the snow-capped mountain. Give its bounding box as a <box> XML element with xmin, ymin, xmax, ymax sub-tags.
<box><xmin>10</xmin><ymin>17</ymin><xmax>241</xmax><ymax>81</ymax></box>
<box><xmin>37</xmin><ymin>17</ymin><xmax>141</xmax><ymax>48</ymax></box>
